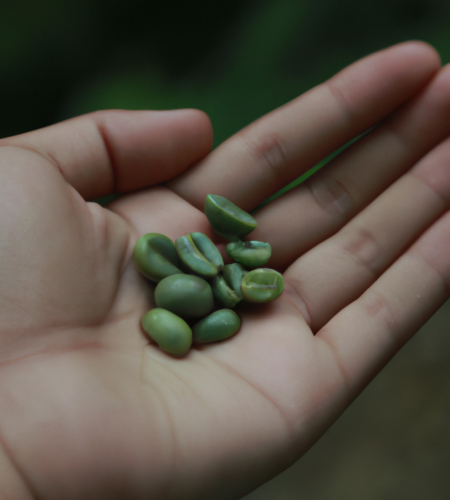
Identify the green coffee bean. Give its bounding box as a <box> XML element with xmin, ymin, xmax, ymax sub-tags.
<box><xmin>222</xmin><ymin>263</ymin><xmax>247</xmax><ymax>300</ymax></box>
<box><xmin>210</xmin><ymin>275</ymin><xmax>241</xmax><ymax>308</ymax></box>
<box><xmin>225</xmin><ymin>240</ymin><xmax>272</xmax><ymax>267</ymax></box>
<box><xmin>133</xmin><ymin>193</ymin><xmax>288</xmax><ymax>356</ymax></box>
<box><xmin>142</xmin><ymin>308</ymin><xmax>192</xmax><ymax>356</ymax></box>
<box><xmin>193</xmin><ymin>309</ymin><xmax>241</xmax><ymax>343</ymax></box>
<box><xmin>175</xmin><ymin>235</ymin><xmax>218</xmax><ymax>278</ymax></box>
<box><xmin>190</xmin><ymin>232</ymin><xmax>224</xmax><ymax>269</ymax></box>
<box><xmin>155</xmin><ymin>274</ymin><xmax>214</xmax><ymax>318</ymax></box>
<box><xmin>133</xmin><ymin>233</ymin><xmax>183</xmax><ymax>282</ymax></box>
<box><xmin>205</xmin><ymin>194</ymin><xmax>257</xmax><ymax>239</ymax></box>
<box><xmin>241</xmin><ymin>268</ymin><xmax>284</xmax><ymax>303</ymax></box>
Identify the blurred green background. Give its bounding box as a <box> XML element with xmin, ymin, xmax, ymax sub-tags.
<box><xmin>2</xmin><ymin>0</ymin><xmax>450</xmax><ymax>497</ymax></box>
<box><xmin>2</xmin><ymin>0</ymin><xmax>450</xmax><ymax>144</ymax></box>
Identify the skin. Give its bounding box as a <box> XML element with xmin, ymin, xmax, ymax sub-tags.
<box><xmin>0</xmin><ymin>41</ymin><xmax>449</xmax><ymax>499</ymax></box>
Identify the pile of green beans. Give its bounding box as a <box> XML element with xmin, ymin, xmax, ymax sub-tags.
<box><xmin>134</xmin><ymin>194</ymin><xmax>285</xmax><ymax>356</ymax></box>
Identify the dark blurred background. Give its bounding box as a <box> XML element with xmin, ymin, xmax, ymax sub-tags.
<box><xmin>2</xmin><ymin>0</ymin><xmax>450</xmax><ymax>145</ymax></box>
<box><xmin>2</xmin><ymin>0</ymin><xmax>450</xmax><ymax>497</ymax></box>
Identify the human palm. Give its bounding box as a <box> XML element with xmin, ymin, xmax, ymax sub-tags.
<box><xmin>1</xmin><ymin>42</ymin><xmax>450</xmax><ymax>499</ymax></box>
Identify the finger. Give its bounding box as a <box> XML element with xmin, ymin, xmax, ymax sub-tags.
<box><xmin>283</xmin><ymin>133</ymin><xmax>450</xmax><ymax>330</ymax></box>
<box><xmin>168</xmin><ymin>41</ymin><xmax>440</xmax><ymax>210</ymax></box>
<box><xmin>253</xmin><ymin>62</ymin><xmax>450</xmax><ymax>270</ymax></box>
<box><xmin>315</xmin><ymin>209</ymin><xmax>450</xmax><ymax>399</ymax></box>
<box><xmin>0</xmin><ymin>109</ymin><xmax>213</xmax><ymax>200</ymax></box>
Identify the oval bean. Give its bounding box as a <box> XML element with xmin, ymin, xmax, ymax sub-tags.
<box><xmin>193</xmin><ymin>309</ymin><xmax>241</xmax><ymax>343</ymax></box>
<box><xmin>142</xmin><ymin>308</ymin><xmax>192</xmax><ymax>356</ymax></box>
<box><xmin>155</xmin><ymin>274</ymin><xmax>214</xmax><ymax>318</ymax></box>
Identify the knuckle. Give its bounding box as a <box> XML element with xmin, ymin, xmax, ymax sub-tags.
<box><xmin>360</xmin><ymin>289</ymin><xmax>398</xmax><ymax>334</ymax></box>
<box><xmin>280</xmin><ymin>275</ymin><xmax>313</xmax><ymax>328</ymax></box>
<box><xmin>325</xmin><ymin>80</ymin><xmax>354</xmax><ymax>125</ymax></box>
<box><xmin>305</xmin><ymin>174</ymin><xmax>354</xmax><ymax>221</ymax></box>
<box><xmin>340</xmin><ymin>226</ymin><xmax>383</xmax><ymax>277</ymax></box>
<box><xmin>238</xmin><ymin>129</ymin><xmax>289</xmax><ymax>182</ymax></box>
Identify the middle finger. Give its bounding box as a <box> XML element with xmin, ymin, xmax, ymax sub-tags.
<box><xmin>254</xmin><ymin>63</ymin><xmax>450</xmax><ymax>269</ymax></box>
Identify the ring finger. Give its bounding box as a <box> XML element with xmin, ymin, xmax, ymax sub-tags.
<box><xmin>282</xmin><ymin>132</ymin><xmax>450</xmax><ymax>331</ymax></box>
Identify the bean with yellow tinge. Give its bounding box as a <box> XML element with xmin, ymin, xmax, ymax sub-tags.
<box><xmin>193</xmin><ymin>309</ymin><xmax>241</xmax><ymax>343</ymax></box>
<box><xmin>142</xmin><ymin>308</ymin><xmax>192</xmax><ymax>356</ymax></box>
<box><xmin>133</xmin><ymin>233</ymin><xmax>183</xmax><ymax>282</ymax></box>
<box><xmin>241</xmin><ymin>268</ymin><xmax>284</xmax><ymax>303</ymax></box>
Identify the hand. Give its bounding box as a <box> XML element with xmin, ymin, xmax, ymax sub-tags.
<box><xmin>0</xmin><ymin>41</ymin><xmax>449</xmax><ymax>499</ymax></box>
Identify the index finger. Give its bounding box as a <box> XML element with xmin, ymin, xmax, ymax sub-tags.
<box><xmin>0</xmin><ymin>109</ymin><xmax>213</xmax><ymax>200</ymax></box>
<box><xmin>168</xmin><ymin>42</ymin><xmax>440</xmax><ymax>211</ymax></box>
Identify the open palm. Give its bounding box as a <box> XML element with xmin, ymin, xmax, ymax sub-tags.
<box><xmin>1</xmin><ymin>42</ymin><xmax>450</xmax><ymax>500</ymax></box>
